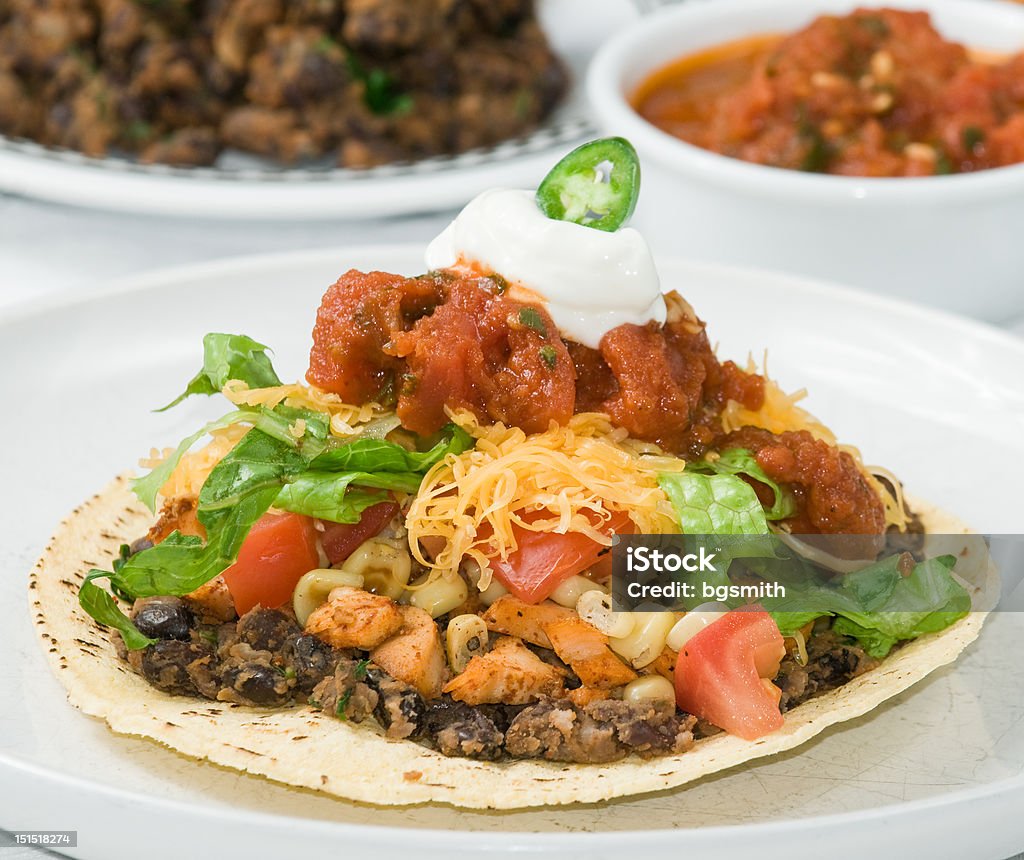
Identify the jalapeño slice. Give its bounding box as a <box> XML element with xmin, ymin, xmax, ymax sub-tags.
<box><xmin>535</xmin><ymin>137</ymin><xmax>640</xmax><ymax>232</ymax></box>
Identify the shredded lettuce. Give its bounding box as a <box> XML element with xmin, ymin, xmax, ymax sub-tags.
<box><xmin>740</xmin><ymin>552</ymin><xmax>971</xmax><ymax>656</ymax></box>
<box><xmin>158</xmin><ymin>333</ymin><xmax>282</xmax><ymax>412</ymax></box>
<box><xmin>311</xmin><ymin>427</ymin><xmax>473</xmax><ymax>473</ymax></box>
<box><xmin>83</xmin><ymin>329</ymin><xmax>470</xmax><ymax>646</ymax></box>
<box><xmin>131</xmin><ymin>406</ymin><xmax>312</xmax><ymax>513</ymax></box>
<box><xmin>79</xmin><ymin>575</ymin><xmax>156</xmax><ymax>651</ymax></box>
<box><xmin>658</xmin><ymin>471</ymin><xmax>769</xmax><ymax>535</ymax></box>
<box><xmin>687</xmin><ymin>448</ymin><xmax>796</xmax><ymax>521</ymax></box>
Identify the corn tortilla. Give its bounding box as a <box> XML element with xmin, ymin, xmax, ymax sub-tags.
<box><xmin>28</xmin><ymin>474</ymin><xmax>991</xmax><ymax>809</ymax></box>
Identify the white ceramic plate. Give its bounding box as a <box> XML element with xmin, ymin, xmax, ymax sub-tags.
<box><xmin>0</xmin><ymin>0</ymin><xmax>638</xmax><ymax>220</ymax></box>
<box><xmin>1</xmin><ymin>247</ymin><xmax>1023</xmax><ymax>860</ymax></box>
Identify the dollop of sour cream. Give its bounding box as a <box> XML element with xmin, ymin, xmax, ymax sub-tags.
<box><xmin>424</xmin><ymin>188</ymin><xmax>664</xmax><ymax>349</ymax></box>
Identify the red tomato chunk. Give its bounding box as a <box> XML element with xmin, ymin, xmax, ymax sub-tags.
<box><xmin>321</xmin><ymin>501</ymin><xmax>399</xmax><ymax>565</ymax></box>
<box><xmin>221</xmin><ymin>512</ymin><xmax>320</xmax><ymax>615</ymax></box>
<box><xmin>674</xmin><ymin>607</ymin><xmax>786</xmax><ymax>740</ymax></box>
<box><xmin>484</xmin><ymin>510</ymin><xmax>633</xmax><ymax>605</ymax></box>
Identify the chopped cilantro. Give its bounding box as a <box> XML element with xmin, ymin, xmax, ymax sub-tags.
<box><xmin>487</xmin><ymin>273</ymin><xmax>510</xmax><ymax>294</ymax></box>
<box><xmin>539</xmin><ymin>345</ymin><xmax>558</xmax><ymax>369</ymax></box>
<box><xmin>124</xmin><ymin>120</ymin><xmax>154</xmax><ymax>143</ymax></box>
<box><xmin>335</xmin><ymin>688</ymin><xmax>353</xmax><ymax>718</ymax></box>
<box><xmin>798</xmin><ymin>122</ymin><xmax>833</xmax><ymax>173</ymax></box>
<box><xmin>518</xmin><ymin>307</ymin><xmax>547</xmax><ymax>336</ymax></box>
<box><xmin>377</xmin><ymin>371</ymin><xmax>397</xmax><ymax>408</ymax></box>
<box><xmin>345</xmin><ymin>50</ymin><xmax>414</xmax><ymax>116</ymax></box>
<box><xmin>314</xmin><ymin>34</ymin><xmax>339</xmax><ymax>55</ymax></box>
<box><xmin>963</xmin><ymin>126</ymin><xmax>985</xmax><ymax>152</ymax></box>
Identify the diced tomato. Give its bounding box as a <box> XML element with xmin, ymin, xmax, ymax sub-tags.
<box><xmin>321</xmin><ymin>501</ymin><xmax>400</xmax><ymax>565</ymax></box>
<box><xmin>674</xmin><ymin>606</ymin><xmax>786</xmax><ymax>741</ymax></box>
<box><xmin>222</xmin><ymin>512</ymin><xmax>320</xmax><ymax>615</ymax></box>
<box><xmin>485</xmin><ymin>510</ymin><xmax>633</xmax><ymax>604</ymax></box>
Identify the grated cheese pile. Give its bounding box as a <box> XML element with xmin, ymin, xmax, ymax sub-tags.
<box><xmin>222</xmin><ymin>380</ymin><xmax>385</xmax><ymax>436</ymax></box>
<box><xmin>405</xmin><ymin>410</ymin><xmax>685</xmax><ymax>587</ymax></box>
<box><xmin>140</xmin><ymin>423</ymin><xmax>249</xmax><ymax>500</ymax></box>
<box><xmin>721</xmin><ymin>363</ymin><xmax>836</xmax><ymax>444</ymax></box>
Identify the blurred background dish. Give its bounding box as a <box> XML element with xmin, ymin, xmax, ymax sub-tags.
<box><xmin>0</xmin><ymin>0</ymin><xmax>569</xmax><ymax>169</ymax></box>
<box><xmin>0</xmin><ymin>0</ymin><xmax>638</xmax><ymax>219</ymax></box>
<box><xmin>588</xmin><ymin>0</ymin><xmax>1024</xmax><ymax>322</ymax></box>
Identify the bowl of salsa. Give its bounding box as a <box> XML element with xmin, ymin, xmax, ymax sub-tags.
<box><xmin>586</xmin><ymin>0</ymin><xmax>1024</xmax><ymax>320</ymax></box>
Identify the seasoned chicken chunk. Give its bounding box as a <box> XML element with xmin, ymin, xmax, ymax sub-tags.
<box><xmin>443</xmin><ymin>636</ymin><xmax>564</xmax><ymax>706</ymax></box>
<box><xmin>184</xmin><ymin>575</ymin><xmax>236</xmax><ymax>622</ymax></box>
<box><xmin>304</xmin><ymin>588</ymin><xmax>402</xmax><ymax>649</ymax></box>
<box><xmin>147</xmin><ymin>496</ymin><xmax>205</xmax><ymax>543</ymax></box>
<box><xmin>481</xmin><ymin>596</ymin><xmax>573</xmax><ymax>649</ymax></box>
<box><xmin>542</xmin><ymin>616</ymin><xmax>637</xmax><ymax>690</ymax></box>
<box><xmin>371</xmin><ymin>605</ymin><xmax>447</xmax><ymax>699</ymax></box>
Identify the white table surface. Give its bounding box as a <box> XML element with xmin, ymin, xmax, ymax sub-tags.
<box><xmin>1</xmin><ymin>191</ymin><xmax>1022</xmax><ymax>860</ymax></box>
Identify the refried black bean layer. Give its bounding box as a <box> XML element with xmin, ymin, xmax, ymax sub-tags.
<box><xmin>118</xmin><ymin>598</ymin><xmax>883</xmax><ymax>762</ymax></box>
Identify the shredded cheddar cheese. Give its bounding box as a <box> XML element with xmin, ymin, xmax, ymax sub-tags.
<box><xmin>222</xmin><ymin>380</ymin><xmax>385</xmax><ymax>436</ymax></box>
<box><xmin>140</xmin><ymin>423</ymin><xmax>249</xmax><ymax>500</ymax></box>
<box><xmin>721</xmin><ymin>365</ymin><xmax>836</xmax><ymax>443</ymax></box>
<box><xmin>405</xmin><ymin>410</ymin><xmax>685</xmax><ymax>588</ymax></box>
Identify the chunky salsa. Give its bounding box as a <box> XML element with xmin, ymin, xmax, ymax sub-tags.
<box><xmin>633</xmin><ymin>8</ymin><xmax>1024</xmax><ymax>176</ymax></box>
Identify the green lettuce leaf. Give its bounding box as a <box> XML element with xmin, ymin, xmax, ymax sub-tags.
<box><xmin>158</xmin><ymin>333</ymin><xmax>282</xmax><ymax>412</ymax></box>
<box><xmin>275</xmin><ymin>479</ymin><xmax>392</xmax><ymax>523</ymax></box>
<box><xmin>311</xmin><ymin>425</ymin><xmax>473</xmax><ymax>473</ymax></box>
<box><xmin>78</xmin><ymin>576</ymin><xmax>156</xmax><ymax>650</ymax></box>
<box><xmin>658</xmin><ymin>471</ymin><xmax>770</xmax><ymax>535</ymax></box>
<box><xmin>687</xmin><ymin>448</ymin><xmax>796</xmax><ymax>521</ymax></box>
<box><xmin>830</xmin><ymin>556</ymin><xmax>971</xmax><ymax>657</ymax></box>
<box><xmin>743</xmin><ymin>553</ymin><xmax>970</xmax><ymax>655</ymax></box>
<box><xmin>113</xmin><ymin>427</ymin><xmax>311</xmax><ymax>599</ymax></box>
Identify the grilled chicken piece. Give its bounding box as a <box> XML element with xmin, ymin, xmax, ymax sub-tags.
<box><xmin>147</xmin><ymin>496</ymin><xmax>205</xmax><ymax>543</ymax></box>
<box><xmin>371</xmin><ymin>605</ymin><xmax>448</xmax><ymax>699</ymax></box>
<box><xmin>184</xmin><ymin>575</ymin><xmax>236</xmax><ymax>622</ymax></box>
<box><xmin>481</xmin><ymin>596</ymin><xmax>574</xmax><ymax>649</ymax></box>
<box><xmin>542</xmin><ymin>616</ymin><xmax>637</xmax><ymax>689</ymax></box>
<box><xmin>567</xmin><ymin>686</ymin><xmax>613</xmax><ymax>708</ymax></box>
<box><xmin>304</xmin><ymin>589</ymin><xmax>403</xmax><ymax>649</ymax></box>
<box><xmin>443</xmin><ymin>636</ymin><xmax>564</xmax><ymax>706</ymax></box>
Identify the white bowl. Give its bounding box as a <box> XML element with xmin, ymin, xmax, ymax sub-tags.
<box><xmin>587</xmin><ymin>0</ymin><xmax>1024</xmax><ymax>322</ymax></box>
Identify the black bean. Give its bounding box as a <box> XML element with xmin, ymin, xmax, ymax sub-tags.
<box><xmin>292</xmin><ymin>634</ymin><xmax>337</xmax><ymax>692</ymax></box>
<box><xmin>139</xmin><ymin>640</ymin><xmax>209</xmax><ymax>695</ymax></box>
<box><xmin>236</xmin><ymin>608</ymin><xmax>301</xmax><ymax>653</ymax></box>
<box><xmin>132</xmin><ymin>597</ymin><xmax>194</xmax><ymax>641</ymax></box>
<box><xmin>225</xmin><ymin>664</ymin><xmax>290</xmax><ymax>706</ymax></box>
